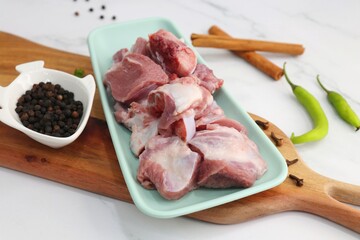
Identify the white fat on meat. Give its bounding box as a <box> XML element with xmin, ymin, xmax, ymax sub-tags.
<box><xmin>147</xmin><ymin>77</ymin><xmax>213</xmax><ymax>133</ymax></box>
<box><xmin>137</xmin><ymin>136</ymin><xmax>201</xmax><ymax>200</ymax></box>
<box><xmin>189</xmin><ymin>125</ymin><xmax>267</xmax><ymax>188</ymax></box>
<box><xmin>157</xmin><ymin>82</ymin><xmax>203</xmax><ymax>114</ymax></box>
<box><xmin>173</xmin><ymin>112</ymin><xmax>196</xmax><ymax>142</ymax></box>
<box><xmin>114</xmin><ymin>101</ymin><xmax>159</xmax><ymax>156</ymax></box>
<box><xmin>130</xmin><ymin>120</ymin><xmax>159</xmax><ymax>156</ymax></box>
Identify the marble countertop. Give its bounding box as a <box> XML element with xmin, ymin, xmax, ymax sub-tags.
<box><xmin>1</xmin><ymin>0</ymin><xmax>359</xmax><ymax>239</ymax></box>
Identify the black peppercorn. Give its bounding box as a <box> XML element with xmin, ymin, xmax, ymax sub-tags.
<box><xmin>71</xmin><ymin>111</ymin><xmax>79</xmax><ymax>118</ymax></box>
<box><xmin>16</xmin><ymin>82</ymin><xmax>83</xmax><ymax>137</ymax></box>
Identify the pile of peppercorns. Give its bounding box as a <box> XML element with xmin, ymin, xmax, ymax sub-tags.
<box><xmin>15</xmin><ymin>82</ymin><xmax>83</xmax><ymax>137</ymax></box>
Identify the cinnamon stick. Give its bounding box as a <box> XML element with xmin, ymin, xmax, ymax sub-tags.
<box><xmin>208</xmin><ymin>25</ymin><xmax>284</xmax><ymax>80</ymax></box>
<box><xmin>191</xmin><ymin>33</ymin><xmax>305</xmax><ymax>55</ymax></box>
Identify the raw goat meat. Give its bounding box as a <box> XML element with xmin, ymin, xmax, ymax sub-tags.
<box><xmin>112</xmin><ymin>37</ymin><xmax>149</xmax><ymax>63</ymax></box>
<box><xmin>173</xmin><ymin>113</ymin><xmax>196</xmax><ymax>142</ymax></box>
<box><xmin>137</xmin><ymin>136</ymin><xmax>201</xmax><ymax>200</ymax></box>
<box><xmin>195</xmin><ymin>101</ymin><xmax>224</xmax><ymax>130</ymax></box>
<box><xmin>130</xmin><ymin>37</ymin><xmax>150</xmax><ymax>56</ymax></box>
<box><xmin>114</xmin><ymin>102</ymin><xmax>159</xmax><ymax>156</ymax></box>
<box><xmin>105</xmin><ymin>29</ymin><xmax>267</xmax><ymax>200</ymax></box>
<box><xmin>104</xmin><ymin>53</ymin><xmax>168</xmax><ymax>103</ymax></box>
<box><xmin>210</xmin><ymin>118</ymin><xmax>248</xmax><ymax>135</ymax></box>
<box><xmin>147</xmin><ymin>76</ymin><xmax>213</xmax><ymax>134</ymax></box>
<box><xmin>192</xmin><ymin>63</ymin><xmax>224</xmax><ymax>93</ymax></box>
<box><xmin>113</xmin><ymin>48</ymin><xmax>129</xmax><ymax>63</ymax></box>
<box><xmin>189</xmin><ymin>125</ymin><xmax>267</xmax><ymax>188</ymax></box>
<box><xmin>149</xmin><ymin>29</ymin><xmax>197</xmax><ymax>77</ymax></box>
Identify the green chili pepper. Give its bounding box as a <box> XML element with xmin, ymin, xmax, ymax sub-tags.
<box><xmin>283</xmin><ymin>63</ymin><xmax>328</xmax><ymax>144</ymax></box>
<box><xmin>317</xmin><ymin>75</ymin><xmax>360</xmax><ymax>131</ymax></box>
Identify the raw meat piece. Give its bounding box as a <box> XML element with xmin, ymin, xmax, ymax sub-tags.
<box><xmin>137</xmin><ymin>136</ymin><xmax>201</xmax><ymax>200</ymax></box>
<box><xmin>195</xmin><ymin>101</ymin><xmax>224</xmax><ymax>130</ymax></box>
<box><xmin>211</xmin><ymin>118</ymin><xmax>248</xmax><ymax>135</ymax></box>
<box><xmin>130</xmin><ymin>120</ymin><xmax>159</xmax><ymax>156</ymax></box>
<box><xmin>149</xmin><ymin>29</ymin><xmax>197</xmax><ymax>77</ymax></box>
<box><xmin>130</xmin><ymin>37</ymin><xmax>150</xmax><ymax>56</ymax></box>
<box><xmin>112</xmin><ymin>48</ymin><xmax>129</xmax><ymax>63</ymax></box>
<box><xmin>189</xmin><ymin>125</ymin><xmax>267</xmax><ymax>188</ymax></box>
<box><xmin>192</xmin><ymin>63</ymin><xmax>224</xmax><ymax>93</ymax></box>
<box><xmin>112</xmin><ymin>37</ymin><xmax>149</xmax><ymax>64</ymax></box>
<box><xmin>147</xmin><ymin>77</ymin><xmax>213</xmax><ymax>133</ymax></box>
<box><xmin>114</xmin><ymin>102</ymin><xmax>130</xmax><ymax>126</ymax></box>
<box><xmin>173</xmin><ymin>113</ymin><xmax>196</xmax><ymax>141</ymax></box>
<box><xmin>104</xmin><ymin>53</ymin><xmax>168</xmax><ymax>103</ymax></box>
<box><xmin>114</xmin><ymin>101</ymin><xmax>159</xmax><ymax>156</ymax></box>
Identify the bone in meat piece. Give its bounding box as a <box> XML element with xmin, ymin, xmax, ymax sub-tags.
<box><xmin>137</xmin><ymin>136</ymin><xmax>201</xmax><ymax>200</ymax></box>
<box><xmin>147</xmin><ymin>77</ymin><xmax>213</xmax><ymax>132</ymax></box>
<box><xmin>195</xmin><ymin>100</ymin><xmax>224</xmax><ymax>130</ymax></box>
<box><xmin>149</xmin><ymin>29</ymin><xmax>197</xmax><ymax>77</ymax></box>
<box><xmin>114</xmin><ymin>101</ymin><xmax>159</xmax><ymax>156</ymax></box>
<box><xmin>189</xmin><ymin>125</ymin><xmax>267</xmax><ymax>188</ymax></box>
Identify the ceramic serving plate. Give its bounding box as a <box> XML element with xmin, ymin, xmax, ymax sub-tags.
<box><xmin>87</xmin><ymin>17</ymin><xmax>287</xmax><ymax>218</ymax></box>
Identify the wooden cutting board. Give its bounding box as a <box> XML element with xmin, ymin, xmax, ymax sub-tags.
<box><xmin>1</xmin><ymin>32</ymin><xmax>359</xmax><ymax>233</ymax></box>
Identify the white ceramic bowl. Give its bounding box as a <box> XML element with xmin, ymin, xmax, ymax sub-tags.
<box><xmin>0</xmin><ymin>60</ymin><xmax>95</xmax><ymax>148</ymax></box>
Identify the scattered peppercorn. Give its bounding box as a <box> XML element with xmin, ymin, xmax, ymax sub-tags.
<box><xmin>99</xmin><ymin>15</ymin><xmax>104</xmax><ymax>19</ymax></box>
<box><xmin>112</xmin><ymin>15</ymin><xmax>116</xmax><ymax>20</ymax></box>
<box><xmin>89</xmin><ymin>8</ymin><xmax>94</xmax><ymax>12</ymax></box>
<box><xmin>74</xmin><ymin>11</ymin><xmax>79</xmax><ymax>16</ymax></box>
<box><xmin>101</xmin><ymin>5</ymin><xmax>106</xmax><ymax>10</ymax></box>
<box><xmin>16</xmin><ymin>82</ymin><xmax>83</xmax><ymax>137</ymax></box>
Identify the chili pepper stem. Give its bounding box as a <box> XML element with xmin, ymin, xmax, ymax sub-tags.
<box><xmin>283</xmin><ymin>62</ymin><xmax>297</xmax><ymax>90</ymax></box>
<box><xmin>316</xmin><ymin>75</ymin><xmax>330</xmax><ymax>93</ymax></box>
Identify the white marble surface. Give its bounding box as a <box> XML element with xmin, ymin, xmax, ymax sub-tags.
<box><xmin>0</xmin><ymin>0</ymin><xmax>360</xmax><ymax>239</ymax></box>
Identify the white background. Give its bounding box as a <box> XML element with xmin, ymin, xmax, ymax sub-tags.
<box><xmin>0</xmin><ymin>0</ymin><xmax>359</xmax><ymax>239</ymax></box>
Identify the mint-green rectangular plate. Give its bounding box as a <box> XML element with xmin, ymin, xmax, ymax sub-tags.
<box><xmin>88</xmin><ymin>17</ymin><xmax>287</xmax><ymax>218</ymax></box>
